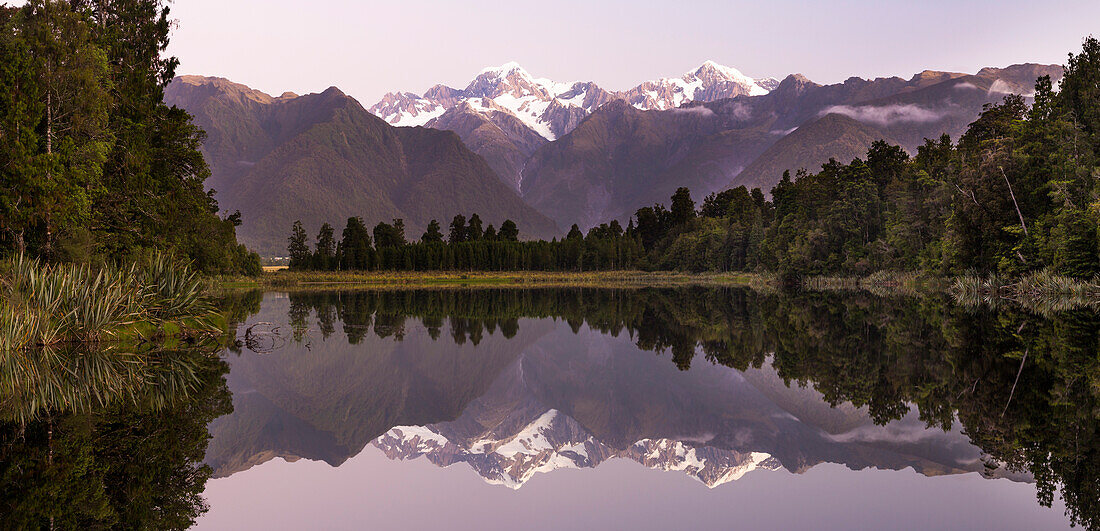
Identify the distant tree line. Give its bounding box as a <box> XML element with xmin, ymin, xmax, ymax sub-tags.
<box><xmin>287</xmin><ymin>213</ymin><xmax>645</xmax><ymax>271</ymax></box>
<box><xmin>0</xmin><ymin>0</ymin><xmax>260</xmax><ymax>274</ymax></box>
<box><xmin>289</xmin><ymin>37</ymin><xmax>1100</xmax><ymax>279</ymax></box>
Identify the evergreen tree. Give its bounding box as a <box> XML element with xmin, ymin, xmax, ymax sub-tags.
<box><xmin>670</xmin><ymin>187</ymin><xmax>696</xmax><ymax>226</ymax></box>
<box><xmin>287</xmin><ymin>220</ymin><xmax>309</xmax><ymax>270</ymax></box>
<box><xmin>373</xmin><ymin>220</ymin><xmax>404</xmax><ymax>248</ymax></box>
<box><xmin>338</xmin><ymin>217</ymin><xmax>372</xmax><ymax>270</ymax></box>
<box><xmin>499</xmin><ymin>219</ymin><xmax>519</xmax><ymax>242</ymax></box>
<box><xmin>0</xmin><ymin>6</ymin><xmax>41</xmax><ymax>255</ymax></box>
<box><xmin>314</xmin><ymin>222</ymin><xmax>336</xmax><ymax>270</ymax></box>
<box><xmin>421</xmin><ymin>219</ymin><xmax>444</xmax><ymax>244</ymax></box>
<box><xmin>483</xmin><ymin>225</ymin><xmax>497</xmax><ymax>241</ymax></box>
<box><xmin>12</xmin><ymin>0</ymin><xmax>111</xmax><ymax>258</ymax></box>
<box><xmin>392</xmin><ymin>218</ymin><xmax>406</xmax><ymax>246</ymax></box>
<box><xmin>467</xmin><ymin>213</ymin><xmax>484</xmax><ymax>241</ymax></box>
<box><xmin>449</xmin><ymin>214</ymin><xmax>467</xmax><ymax>243</ymax></box>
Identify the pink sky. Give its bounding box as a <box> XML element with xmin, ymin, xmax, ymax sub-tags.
<box><xmin>156</xmin><ymin>0</ymin><xmax>1100</xmax><ymax>104</ymax></box>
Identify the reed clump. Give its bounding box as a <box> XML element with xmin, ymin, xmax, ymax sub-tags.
<box><xmin>0</xmin><ymin>253</ymin><xmax>221</xmax><ymax>351</ymax></box>
<box><xmin>951</xmin><ymin>269</ymin><xmax>1100</xmax><ymax>314</ymax></box>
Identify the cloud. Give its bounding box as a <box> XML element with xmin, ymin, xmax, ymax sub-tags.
<box><xmin>988</xmin><ymin>79</ymin><xmax>1035</xmax><ymax>97</ymax></box>
<box><xmin>823</xmin><ymin>103</ymin><xmax>945</xmax><ymax>125</ymax></box>
<box><xmin>770</xmin><ymin>127</ymin><xmax>798</xmax><ymax>136</ymax></box>
<box><xmin>672</xmin><ymin>105</ymin><xmax>715</xmax><ymax>117</ymax></box>
<box><xmin>953</xmin><ymin>81</ymin><xmax>979</xmax><ymax>91</ymax></box>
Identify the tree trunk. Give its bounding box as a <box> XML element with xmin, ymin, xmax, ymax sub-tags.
<box><xmin>1000</xmin><ymin>167</ymin><xmax>1029</xmax><ymax>236</ymax></box>
<box><xmin>44</xmin><ymin>85</ymin><xmax>53</xmax><ymax>259</ymax></box>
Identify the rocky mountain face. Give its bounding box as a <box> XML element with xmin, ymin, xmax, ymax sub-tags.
<box><xmin>518</xmin><ymin>64</ymin><xmax>1062</xmax><ymax>229</ymax></box>
<box><xmin>519</xmin><ymin>99</ymin><xmax>777</xmax><ymax>229</ymax></box>
<box><xmin>165</xmin><ymin>76</ymin><xmax>559</xmax><ymax>255</ymax></box>
<box><xmin>426</xmin><ymin>101</ymin><xmax>549</xmax><ymax>190</ymax></box>
<box><xmin>732</xmin><ymin>113</ymin><xmax>900</xmax><ymax>191</ymax></box>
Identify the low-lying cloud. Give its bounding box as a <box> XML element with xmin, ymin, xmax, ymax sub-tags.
<box><xmin>672</xmin><ymin>105</ymin><xmax>715</xmax><ymax>117</ymax></box>
<box><xmin>988</xmin><ymin>79</ymin><xmax>1035</xmax><ymax>97</ymax></box>
<box><xmin>823</xmin><ymin>103</ymin><xmax>945</xmax><ymax>125</ymax></box>
<box><xmin>953</xmin><ymin>81</ymin><xmax>979</xmax><ymax>91</ymax></box>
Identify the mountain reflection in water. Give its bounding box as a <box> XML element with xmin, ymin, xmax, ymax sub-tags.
<box><xmin>205</xmin><ymin>287</ymin><xmax>1099</xmax><ymax>529</ymax></box>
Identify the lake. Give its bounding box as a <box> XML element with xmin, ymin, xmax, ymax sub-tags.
<box><xmin>3</xmin><ymin>287</ymin><xmax>1095</xmax><ymax>529</ymax></box>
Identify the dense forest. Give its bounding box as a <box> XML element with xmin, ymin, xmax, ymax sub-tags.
<box><xmin>289</xmin><ymin>37</ymin><xmax>1100</xmax><ymax>279</ymax></box>
<box><xmin>0</xmin><ymin>0</ymin><xmax>259</xmax><ymax>274</ymax></box>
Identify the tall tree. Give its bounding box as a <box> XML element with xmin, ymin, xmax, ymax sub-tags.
<box><xmin>448</xmin><ymin>214</ymin><xmax>467</xmax><ymax>244</ymax></box>
<box><xmin>313</xmin><ymin>222</ymin><xmax>335</xmax><ymax>270</ymax></box>
<box><xmin>287</xmin><ymin>220</ymin><xmax>309</xmax><ymax>270</ymax></box>
<box><xmin>14</xmin><ymin>0</ymin><xmax>111</xmax><ymax>258</ymax></box>
<box><xmin>670</xmin><ymin>187</ymin><xmax>696</xmax><ymax>226</ymax></box>
<box><xmin>498</xmin><ymin>219</ymin><xmax>519</xmax><ymax>242</ymax></box>
<box><xmin>338</xmin><ymin>216</ymin><xmax>372</xmax><ymax>270</ymax></box>
<box><xmin>421</xmin><ymin>219</ymin><xmax>444</xmax><ymax>244</ymax></box>
<box><xmin>467</xmin><ymin>213</ymin><xmax>484</xmax><ymax>241</ymax></box>
<box><xmin>0</xmin><ymin>6</ymin><xmax>41</xmax><ymax>254</ymax></box>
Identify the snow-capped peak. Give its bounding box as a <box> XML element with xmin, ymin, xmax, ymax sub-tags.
<box><xmin>480</xmin><ymin>61</ymin><xmax>529</xmax><ymax>78</ymax></box>
<box><xmin>692</xmin><ymin>60</ymin><xmax>753</xmax><ymax>83</ymax></box>
<box><xmin>370</xmin><ymin>61</ymin><xmax>777</xmax><ymax>138</ymax></box>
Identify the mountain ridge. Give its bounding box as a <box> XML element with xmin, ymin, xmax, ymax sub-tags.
<box><xmin>165</xmin><ymin>76</ymin><xmax>560</xmax><ymax>255</ymax></box>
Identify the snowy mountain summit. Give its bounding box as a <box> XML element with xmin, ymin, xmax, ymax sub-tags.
<box><xmin>368</xmin><ymin>61</ymin><xmax>778</xmax><ymax>140</ymax></box>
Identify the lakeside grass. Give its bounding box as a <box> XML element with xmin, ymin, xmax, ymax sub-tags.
<box><xmin>1</xmin><ymin>254</ymin><xmax>225</xmax><ymax>352</ymax></box>
<box><xmin>214</xmin><ymin>267</ymin><xmax>1100</xmax><ymax>313</ymax></box>
<box><xmin>218</xmin><ymin>269</ymin><xmax>776</xmax><ymax>290</ymax></box>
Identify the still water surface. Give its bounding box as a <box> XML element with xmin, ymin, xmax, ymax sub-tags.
<box><xmin>2</xmin><ymin>287</ymin><xmax>1093</xmax><ymax>529</ymax></box>
<box><xmin>192</xmin><ymin>288</ymin><xmax>1092</xmax><ymax>530</ymax></box>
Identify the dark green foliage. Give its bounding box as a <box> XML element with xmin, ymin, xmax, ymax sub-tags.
<box><xmin>669</xmin><ymin>187</ymin><xmax>696</xmax><ymax>226</ymax></box>
<box><xmin>291</xmin><ymin>213</ymin><xmax>643</xmax><ymax>272</ymax></box>
<box><xmin>498</xmin><ymin>219</ymin><xmax>519</xmax><ymax>242</ymax></box>
<box><xmin>373</xmin><ymin>219</ymin><xmax>406</xmax><ymax>249</ymax></box>
<box><xmin>337</xmin><ymin>217</ymin><xmax>373</xmax><ymax>271</ymax></box>
<box><xmin>421</xmin><ymin>219</ymin><xmax>444</xmax><ymax>244</ymax></box>
<box><xmin>467</xmin><ymin>213</ymin><xmax>483</xmax><ymax>242</ymax></box>
<box><xmin>313</xmin><ymin>222</ymin><xmax>336</xmax><ymax>270</ymax></box>
<box><xmin>448</xmin><ymin>214</ymin><xmax>467</xmax><ymax>244</ymax></box>
<box><xmin>0</xmin><ymin>0</ymin><xmax>260</xmax><ymax>274</ymax></box>
<box><xmin>0</xmin><ymin>349</ymin><xmax>232</xmax><ymax>529</ymax></box>
<box><xmin>287</xmin><ymin>220</ymin><xmax>309</xmax><ymax>270</ymax></box>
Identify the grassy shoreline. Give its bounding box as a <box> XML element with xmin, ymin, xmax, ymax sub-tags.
<box><xmin>219</xmin><ymin>270</ymin><xmax>777</xmax><ymax>290</ymax></box>
<box><xmin>216</xmin><ymin>268</ymin><xmax>1100</xmax><ymax>313</ymax></box>
<box><xmin>1</xmin><ymin>254</ymin><xmax>225</xmax><ymax>352</ymax></box>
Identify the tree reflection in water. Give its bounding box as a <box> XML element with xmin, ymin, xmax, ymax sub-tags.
<box><xmin>277</xmin><ymin>287</ymin><xmax>1099</xmax><ymax>528</ymax></box>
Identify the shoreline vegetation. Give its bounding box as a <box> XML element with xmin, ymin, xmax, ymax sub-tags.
<box><xmin>228</xmin><ymin>269</ymin><xmax>775</xmax><ymax>289</ymax></box>
<box><xmin>220</xmin><ymin>268</ymin><xmax>1100</xmax><ymax>311</ymax></box>
<box><xmin>0</xmin><ymin>254</ymin><xmax>225</xmax><ymax>353</ymax></box>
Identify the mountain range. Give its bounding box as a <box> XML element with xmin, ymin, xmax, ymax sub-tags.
<box><xmin>167</xmin><ymin>61</ymin><xmax>1061</xmax><ymax>255</ymax></box>
<box><xmin>165</xmin><ymin>76</ymin><xmax>559</xmax><ymax>256</ymax></box>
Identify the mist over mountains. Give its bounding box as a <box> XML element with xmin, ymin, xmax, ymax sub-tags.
<box><xmin>166</xmin><ymin>61</ymin><xmax>1060</xmax><ymax>256</ymax></box>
